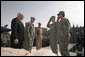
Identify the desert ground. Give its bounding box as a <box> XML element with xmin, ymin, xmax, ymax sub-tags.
<box><xmin>1</xmin><ymin>44</ymin><xmax>77</xmax><ymax>56</ymax></box>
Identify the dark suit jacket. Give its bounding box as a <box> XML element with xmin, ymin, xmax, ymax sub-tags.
<box><xmin>11</xmin><ymin>17</ymin><xmax>24</xmax><ymax>41</ymax></box>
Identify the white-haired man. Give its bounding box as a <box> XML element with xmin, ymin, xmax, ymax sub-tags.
<box><xmin>11</xmin><ymin>12</ymin><xmax>25</xmax><ymax>48</ymax></box>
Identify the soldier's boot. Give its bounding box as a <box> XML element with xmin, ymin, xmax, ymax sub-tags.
<box><xmin>56</xmin><ymin>53</ymin><xmax>59</xmax><ymax>56</ymax></box>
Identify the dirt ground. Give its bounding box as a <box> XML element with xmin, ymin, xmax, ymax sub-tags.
<box><xmin>1</xmin><ymin>47</ymin><xmax>57</xmax><ymax>56</ymax></box>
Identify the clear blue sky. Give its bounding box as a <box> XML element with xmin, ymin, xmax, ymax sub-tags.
<box><xmin>1</xmin><ymin>1</ymin><xmax>84</xmax><ymax>29</ymax></box>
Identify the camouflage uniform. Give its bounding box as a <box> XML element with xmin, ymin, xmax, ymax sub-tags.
<box><xmin>23</xmin><ymin>22</ymin><xmax>35</xmax><ymax>52</ymax></box>
<box><xmin>47</xmin><ymin>21</ymin><xmax>58</xmax><ymax>54</ymax></box>
<box><xmin>56</xmin><ymin>17</ymin><xmax>70</xmax><ymax>56</ymax></box>
<box><xmin>1</xmin><ymin>32</ymin><xmax>11</xmax><ymax>47</ymax></box>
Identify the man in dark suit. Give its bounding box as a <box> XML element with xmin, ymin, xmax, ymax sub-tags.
<box><xmin>11</xmin><ymin>13</ymin><xmax>24</xmax><ymax>48</ymax></box>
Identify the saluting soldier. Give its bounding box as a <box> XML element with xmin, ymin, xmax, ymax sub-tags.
<box><xmin>56</xmin><ymin>11</ymin><xmax>70</xmax><ymax>56</ymax></box>
<box><xmin>47</xmin><ymin>16</ymin><xmax>58</xmax><ymax>56</ymax></box>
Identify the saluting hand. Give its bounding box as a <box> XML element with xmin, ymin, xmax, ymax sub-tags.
<box><xmin>49</xmin><ymin>18</ymin><xmax>52</xmax><ymax>22</ymax></box>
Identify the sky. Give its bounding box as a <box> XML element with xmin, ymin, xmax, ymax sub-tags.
<box><xmin>1</xmin><ymin>1</ymin><xmax>84</xmax><ymax>29</ymax></box>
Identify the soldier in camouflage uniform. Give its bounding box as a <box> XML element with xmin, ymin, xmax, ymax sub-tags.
<box><xmin>56</xmin><ymin>11</ymin><xmax>70</xmax><ymax>56</ymax></box>
<box><xmin>47</xmin><ymin>16</ymin><xmax>58</xmax><ymax>55</ymax></box>
<box><xmin>23</xmin><ymin>17</ymin><xmax>35</xmax><ymax>52</ymax></box>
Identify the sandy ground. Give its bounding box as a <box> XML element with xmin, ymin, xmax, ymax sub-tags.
<box><xmin>1</xmin><ymin>47</ymin><xmax>57</xmax><ymax>56</ymax></box>
<box><xmin>1</xmin><ymin>44</ymin><xmax>77</xmax><ymax>56</ymax></box>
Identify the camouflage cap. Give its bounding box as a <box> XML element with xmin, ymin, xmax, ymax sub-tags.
<box><xmin>30</xmin><ymin>17</ymin><xmax>35</xmax><ymax>20</ymax></box>
<box><xmin>57</xmin><ymin>11</ymin><xmax>65</xmax><ymax>15</ymax></box>
<box><xmin>51</xmin><ymin>16</ymin><xmax>55</xmax><ymax>19</ymax></box>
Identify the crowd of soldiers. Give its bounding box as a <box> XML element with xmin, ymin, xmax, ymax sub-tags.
<box><xmin>1</xmin><ymin>32</ymin><xmax>11</xmax><ymax>47</ymax></box>
<box><xmin>69</xmin><ymin>26</ymin><xmax>84</xmax><ymax>56</ymax></box>
<box><xmin>1</xmin><ymin>25</ymin><xmax>11</xmax><ymax>47</ymax></box>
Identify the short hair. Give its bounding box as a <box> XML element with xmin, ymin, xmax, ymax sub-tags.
<box><xmin>38</xmin><ymin>22</ymin><xmax>41</xmax><ymax>25</ymax></box>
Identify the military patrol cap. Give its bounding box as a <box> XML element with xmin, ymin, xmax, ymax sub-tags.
<box><xmin>31</xmin><ymin>17</ymin><xmax>35</xmax><ymax>20</ymax></box>
<box><xmin>51</xmin><ymin>16</ymin><xmax>55</xmax><ymax>19</ymax></box>
<box><xmin>57</xmin><ymin>11</ymin><xmax>65</xmax><ymax>15</ymax></box>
